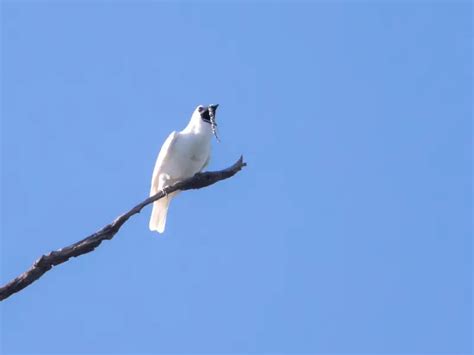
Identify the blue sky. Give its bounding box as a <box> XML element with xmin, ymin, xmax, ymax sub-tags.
<box><xmin>1</xmin><ymin>1</ymin><xmax>471</xmax><ymax>354</ymax></box>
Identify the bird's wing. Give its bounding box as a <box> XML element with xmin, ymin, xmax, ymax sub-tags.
<box><xmin>150</xmin><ymin>131</ymin><xmax>178</xmax><ymax>196</ymax></box>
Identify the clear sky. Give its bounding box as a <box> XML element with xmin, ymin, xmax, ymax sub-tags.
<box><xmin>1</xmin><ymin>1</ymin><xmax>471</xmax><ymax>354</ymax></box>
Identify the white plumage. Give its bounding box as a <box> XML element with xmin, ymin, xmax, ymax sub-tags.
<box><xmin>149</xmin><ymin>104</ymin><xmax>218</xmax><ymax>233</ymax></box>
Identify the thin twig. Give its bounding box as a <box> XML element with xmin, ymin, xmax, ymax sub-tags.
<box><xmin>0</xmin><ymin>156</ymin><xmax>246</xmax><ymax>301</ymax></box>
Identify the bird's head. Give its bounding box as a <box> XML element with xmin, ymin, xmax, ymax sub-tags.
<box><xmin>194</xmin><ymin>104</ymin><xmax>219</xmax><ymax>124</ymax></box>
<box><xmin>192</xmin><ymin>104</ymin><xmax>220</xmax><ymax>141</ymax></box>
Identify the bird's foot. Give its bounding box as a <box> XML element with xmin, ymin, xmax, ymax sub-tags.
<box><xmin>160</xmin><ymin>188</ymin><xmax>168</xmax><ymax>199</ymax></box>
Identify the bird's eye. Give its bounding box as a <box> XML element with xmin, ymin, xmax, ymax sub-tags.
<box><xmin>198</xmin><ymin>106</ymin><xmax>204</xmax><ymax>112</ymax></box>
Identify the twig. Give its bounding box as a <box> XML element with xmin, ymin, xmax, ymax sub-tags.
<box><xmin>0</xmin><ymin>156</ymin><xmax>246</xmax><ymax>301</ymax></box>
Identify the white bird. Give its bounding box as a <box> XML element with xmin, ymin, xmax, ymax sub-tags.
<box><xmin>149</xmin><ymin>104</ymin><xmax>219</xmax><ymax>233</ymax></box>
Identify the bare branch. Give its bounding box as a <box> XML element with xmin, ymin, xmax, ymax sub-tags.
<box><xmin>0</xmin><ymin>156</ymin><xmax>246</xmax><ymax>301</ymax></box>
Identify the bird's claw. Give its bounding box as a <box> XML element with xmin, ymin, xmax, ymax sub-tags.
<box><xmin>161</xmin><ymin>188</ymin><xmax>168</xmax><ymax>198</ymax></box>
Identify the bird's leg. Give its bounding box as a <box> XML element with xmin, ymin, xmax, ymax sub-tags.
<box><xmin>158</xmin><ymin>173</ymin><xmax>172</xmax><ymax>199</ymax></box>
<box><xmin>160</xmin><ymin>187</ymin><xmax>168</xmax><ymax>198</ymax></box>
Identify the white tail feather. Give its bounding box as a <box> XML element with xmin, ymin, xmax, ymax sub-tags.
<box><xmin>149</xmin><ymin>192</ymin><xmax>178</xmax><ymax>233</ymax></box>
